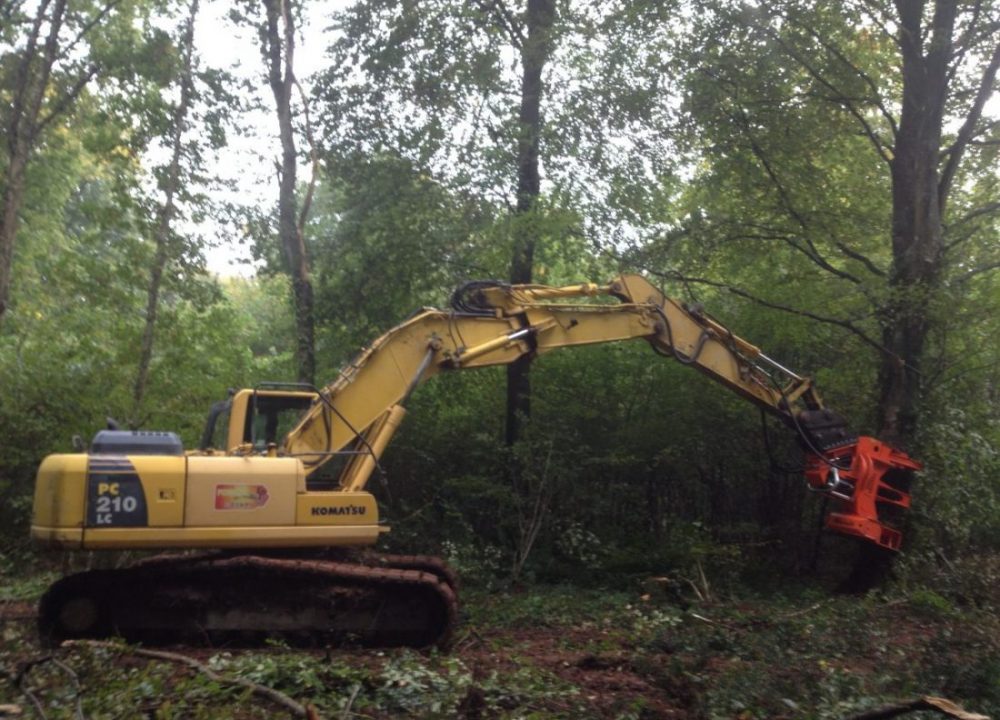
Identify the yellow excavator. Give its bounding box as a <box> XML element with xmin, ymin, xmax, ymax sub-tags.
<box><xmin>31</xmin><ymin>274</ymin><xmax>920</xmax><ymax>647</ymax></box>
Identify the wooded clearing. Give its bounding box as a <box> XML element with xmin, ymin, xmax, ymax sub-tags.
<box><xmin>1</xmin><ymin>0</ymin><xmax>999</xmax><ymax>717</ymax></box>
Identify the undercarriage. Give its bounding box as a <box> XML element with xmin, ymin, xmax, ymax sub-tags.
<box><xmin>38</xmin><ymin>552</ymin><xmax>458</xmax><ymax>649</ymax></box>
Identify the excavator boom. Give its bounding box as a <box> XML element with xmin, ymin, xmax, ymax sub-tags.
<box><xmin>284</xmin><ymin>274</ymin><xmax>818</xmax><ymax>477</ymax></box>
<box><xmin>279</xmin><ymin>274</ymin><xmax>918</xmax><ymax>550</ymax></box>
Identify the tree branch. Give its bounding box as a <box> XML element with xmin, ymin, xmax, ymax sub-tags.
<box><xmin>766</xmin><ymin>28</ymin><xmax>894</xmax><ymax>164</ymax></box>
<box><xmin>51</xmin><ymin>659</ymin><xmax>84</xmax><ymax>720</ymax></box>
<box><xmin>832</xmin><ymin>238</ymin><xmax>887</xmax><ymax>276</ymax></box>
<box><xmin>729</xmin><ymin>107</ymin><xmax>863</xmax><ymax>284</ymax></box>
<box><xmin>294</xmin><ymin>76</ymin><xmax>318</xmax><ymax>237</ymax></box>
<box><xmin>953</xmin><ymin>259</ymin><xmax>1000</xmax><ymax>284</ymax></box>
<box><xmin>844</xmin><ymin>695</ymin><xmax>988</xmax><ymax>720</ymax></box>
<box><xmin>36</xmin><ymin>61</ymin><xmax>99</xmax><ymax>132</ymax></box>
<box><xmin>14</xmin><ymin>654</ymin><xmax>84</xmax><ymax>720</ymax></box>
<box><xmin>948</xmin><ymin>200</ymin><xmax>1000</xmax><ymax>234</ymax></box>
<box><xmin>733</xmin><ymin>103</ymin><xmax>884</xmax><ymax>278</ymax></box>
<box><xmin>943</xmin><ymin>225</ymin><xmax>979</xmax><ymax>253</ymax></box>
<box><xmin>856</xmin><ymin>0</ymin><xmax>900</xmax><ymax>48</ymax></box>
<box><xmin>25</xmin><ymin>0</ymin><xmax>70</xmax><ymax>139</ymax></box>
<box><xmin>57</xmin><ymin>0</ymin><xmax>121</xmax><ymax>64</ymax></box>
<box><xmin>782</xmin><ymin>10</ymin><xmax>899</xmax><ymax>139</ymax></box>
<box><xmin>7</xmin><ymin>0</ymin><xmax>53</xmax><ymax>148</ymax></box>
<box><xmin>472</xmin><ymin>0</ymin><xmax>524</xmax><ymax>49</ymax></box>
<box><xmin>62</xmin><ymin>640</ymin><xmax>315</xmax><ymax>718</ymax></box>
<box><xmin>938</xmin><ymin>40</ymin><xmax>1000</xmax><ymax>211</ymax></box>
<box><xmin>930</xmin><ymin>355</ymin><xmax>1000</xmax><ymax>394</ymax></box>
<box><xmin>946</xmin><ymin>0</ymin><xmax>983</xmax><ymax>84</ymax></box>
<box><xmin>644</xmin><ymin>268</ymin><xmax>895</xmax><ymax>359</ymax></box>
<box><xmin>939</xmin><ymin>118</ymin><xmax>1000</xmax><ymax>157</ymax></box>
<box><xmin>14</xmin><ymin>655</ymin><xmax>52</xmax><ymax>720</ymax></box>
<box><xmin>262</xmin><ymin>0</ymin><xmax>284</xmax><ymax>108</ymax></box>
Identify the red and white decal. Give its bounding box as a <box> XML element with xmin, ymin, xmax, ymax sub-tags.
<box><xmin>214</xmin><ymin>484</ymin><xmax>270</xmax><ymax>510</ymax></box>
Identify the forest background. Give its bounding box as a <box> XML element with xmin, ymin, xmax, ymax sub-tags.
<box><xmin>2</xmin><ymin>1</ymin><xmax>1000</xmax><ymax>715</ymax></box>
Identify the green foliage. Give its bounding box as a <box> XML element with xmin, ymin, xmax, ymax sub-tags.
<box><xmin>0</xmin><ymin>568</ymin><xmax>57</xmax><ymax>601</ymax></box>
<box><xmin>463</xmin><ymin>585</ymin><xmax>635</xmax><ymax>629</ymax></box>
<box><xmin>909</xmin><ymin>408</ymin><xmax>1000</xmax><ymax>554</ymax></box>
<box><xmin>307</xmin><ymin>155</ymin><xmax>502</xmax><ymax>369</ymax></box>
<box><xmin>2</xmin><ymin>1</ymin><xmax>1000</xmax><ymax>717</ymax></box>
<box><xmin>899</xmin><ymin>551</ymin><xmax>1000</xmax><ymax>615</ymax></box>
<box><xmin>908</xmin><ymin>589</ymin><xmax>956</xmax><ymax>619</ymax></box>
<box><xmin>0</xmin><ymin>193</ymin><xmax>295</xmax><ymax>547</ymax></box>
<box><xmin>212</xmin><ymin>650</ymin><xmax>367</xmax><ymax>702</ymax></box>
<box><xmin>4</xmin><ymin>577</ymin><xmax>1000</xmax><ymax>717</ymax></box>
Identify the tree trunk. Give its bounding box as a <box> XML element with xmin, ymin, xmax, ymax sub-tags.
<box><xmin>505</xmin><ymin>0</ymin><xmax>555</xmax><ymax>446</ymax></box>
<box><xmin>0</xmin><ymin>0</ymin><xmax>69</xmax><ymax>323</ymax></box>
<box><xmin>875</xmin><ymin>0</ymin><xmax>955</xmax><ymax>445</ymax></box>
<box><xmin>131</xmin><ymin>0</ymin><xmax>200</xmax><ymax>426</ymax></box>
<box><xmin>844</xmin><ymin>1</ymin><xmax>958</xmax><ymax>593</ymax></box>
<box><xmin>0</xmin><ymin>153</ymin><xmax>29</xmax><ymax>320</ymax></box>
<box><xmin>264</xmin><ymin>0</ymin><xmax>316</xmax><ymax>386</ymax></box>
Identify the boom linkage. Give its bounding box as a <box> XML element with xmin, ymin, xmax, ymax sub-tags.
<box><xmin>283</xmin><ymin>273</ymin><xmax>919</xmax><ymax>551</ymax></box>
<box><xmin>285</xmin><ymin>274</ymin><xmax>812</xmax><ymax>480</ymax></box>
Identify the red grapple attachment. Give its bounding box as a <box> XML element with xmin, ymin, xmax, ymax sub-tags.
<box><xmin>804</xmin><ymin>437</ymin><xmax>922</xmax><ymax>551</ymax></box>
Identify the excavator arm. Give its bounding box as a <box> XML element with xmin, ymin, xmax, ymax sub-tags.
<box><xmin>282</xmin><ymin>273</ymin><xmax>919</xmax><ymax>550</ymax></box>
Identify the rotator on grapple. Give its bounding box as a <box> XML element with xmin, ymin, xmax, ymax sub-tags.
<box><xmin>31</xmin><ymin>273</ymin><xmax>920</xmax><ymax>648</ymax></box>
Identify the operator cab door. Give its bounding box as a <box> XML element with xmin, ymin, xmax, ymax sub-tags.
<box><xmin>200</xmin><ymin>389</ymin><xmax>318</xmax><ymax>453</ymax></box>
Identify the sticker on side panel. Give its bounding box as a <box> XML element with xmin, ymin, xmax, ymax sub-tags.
<box><xmin>86</xmin><ymin>457</ymin><xmax>149</xmax><ymax>527</ymax></box>
<box><xmin>215</xmin><ymin>484</ymin><xmax>270</xmax><ymax>510</ymax></box>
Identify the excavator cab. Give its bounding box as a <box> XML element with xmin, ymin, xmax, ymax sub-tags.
<box><xmin>247</xmin><ymin>393</ymin><xmax>315</xmax><ymax>450</ymax></box>
<box><xmin>199</xmin><ymin>386</ymin><xmax>318</xmax><ymax>453</ymax></box>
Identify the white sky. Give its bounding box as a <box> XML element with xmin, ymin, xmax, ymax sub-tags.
<box><xmin>188</xmin><ymin>4</ymin><xmax>1000</xmax><ymax>278</ymax></box>
<box><xmin>194</xmin><ymin>3</ymin><xmax>336</xmax><ymax>277</ymax></box>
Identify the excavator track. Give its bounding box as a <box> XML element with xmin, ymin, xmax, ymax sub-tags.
<box><xmin>360</xmin><ymin>553</ymin><xmax>460</xmax><ymax>593</ymax></box>
<box><xmin>38</xmin><ymin>553</ymin><xmax>458</xmax><ymax>649</ymax></box>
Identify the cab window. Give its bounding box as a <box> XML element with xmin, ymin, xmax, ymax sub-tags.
<box><xmin>245</xmin><ymin>395</ymin><xmax>315</xmax><ymax>450</ymax></box>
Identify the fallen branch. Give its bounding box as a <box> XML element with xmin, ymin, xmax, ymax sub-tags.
<box><xmin>62</xmin><ymin>640</ymin><xmax>315</xmax><ymax>719</ymax></box>
<box><xmin>13</xmin><ymin>655</ymin><xmax>77</xmax><ymax>720</ymax></box>
<box><xmin>689</xmin><ymin>613</ymin><xmax>738</xmax><ymax>631</ymax></box>
<box><xmin>688</xmin><ymin>600</ymin><xmax>826</xmax><ymax>632</ymax></box>
<box><xmin>340</xmin><ymin>684</ymin><xmax>360</xmax><ymax>720</ymax></box>
<box><xmin>0</xmin><ymin>600</ymin><xmax>37</xmax><ymax>622</ymax></box>
<box><xmin>454</xmin><ymin>627</ymin><xmax>486</xmax><ymax>651</ymax></box>
<box><xmin>13</xmin><ymin>666</ymin><xmax>47</xmax><ymax>720</ymax></box>
<box><xmin>774</xmin><ymin>601</ymin><xmax>826</xmax><ymax>620</ymax></box>
<box><xmin>682</xmin><ymin>576</ymin><xmax>706</xmax><ymax>602</ymax></box>
<box><xmin>49</xmin><ymin>659</ymin><xmax>84</xmax><ymax>720</ymax></box>
<box><xmin>844</xmin><ymin>696</ymin><xmax>990</xmax><ymax>720</ymax></box>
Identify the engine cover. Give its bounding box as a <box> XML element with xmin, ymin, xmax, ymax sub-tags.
<box><xmin>89</xmin><ymin>430</ymin><xmax>183</xmax><ymax>456</ymax></box>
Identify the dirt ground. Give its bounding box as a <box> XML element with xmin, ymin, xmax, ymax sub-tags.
<box><xmin>2</xmin><ymin>584</ymin><xmax>999</xmax><ymax>719</ymax></box>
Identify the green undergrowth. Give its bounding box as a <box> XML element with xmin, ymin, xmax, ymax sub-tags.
<box><xmin>2</xmin><ymin>568</ymin><xmax>999</xmax><ymax>719</ymax></box>
<box><xmin>0</xmin><ymin>570</ymin><xmax>56</xmax><ymax>602</ymax></box>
